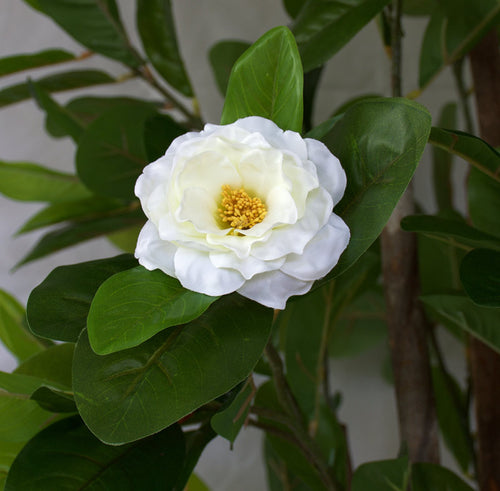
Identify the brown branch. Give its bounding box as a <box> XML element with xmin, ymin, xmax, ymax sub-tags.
<box><xmin>468</xmin><ymin>28</ymin><xmax>500</xmax><ymax>491</ymax></box>
<box><xmin>380</xmin><ymin>0</ymin><xmax>439</xmax><ymax>465</ymax></box>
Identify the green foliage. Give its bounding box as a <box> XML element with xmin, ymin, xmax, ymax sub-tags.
<box><xmin>412</xmin><ymin>463</ymin><xmax>474</xmax><ymax>491</ymax></box>
<box><xmin>0</xmin><ymin>70</ymin><xmax>115</xmax><ymax>108</ymax></box>
<box><xmin>460</xmin><ymin>249</ymin><xmax>500</xmax><ymax>307</ymax></box>
<box><xmin>209</xmin><ymin>41</ymin><xmax>251</xmax><ymax>96</ymax></box>
<box><xmin>292</xmin><ymin>0</ymin><xmax>391</xmax><ymax>72</ymax></box>
<box><xmin>468</xmin><ymin>167</ymin><xmax>500</xmax><ymax>237</ymax></box>
<box><xmin>27</xmin><ymin>255</ymin><xmax>137</xmax><ymax>342</ymax></box>
<box><xmin>0</xmin><ymin>49</ymin><xmax>75</xmax><ymax>77</ymax></box>
<box><xmin>87</xmin><ymin>266</ymin><xmax>219</xmax><ymax>354</ymax></box>
<box><xmin>73</xmin><ymin>295</ymin><xmax>273</xmax><ymax>444</ymax></box>
<box><xmin>351</xmin><ymin>457</ymin><xmax>410</xmax><ymax>491</ymax></box>
<box><xmin>0</xmin><ymin>290</ymin><xmax>44</xmax><ymax>362</ymax></box>
<box><xmin>137</xmin><ymin>0</ymin><xmax>193</xmax><ymax>97</ymax></box>
<box><xmin>324</xmin><ymin>98</ymin><xmax>431</xmax><ymax>278</ymax></box>
<box><xmin>5</xmin><ymin>417</ymin><xmax>185</xmax><ymax>491</ymax></box>
<box><xmin>221</xmin><ymin>26</ymin><xmax>303</xmax><ymax>132</ymax></box>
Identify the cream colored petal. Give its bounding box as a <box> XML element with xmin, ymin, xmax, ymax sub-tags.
<box><xmin>174</xmin><ymin>247</ymin><xmax>245</xmax><ymax>296</ymax></box>
<box><xmin>237</xmin><ymin>270</ymin><xmax>313</xmax><ymax>310</ymax></box>
<box><xmin>176</xmin><ymin>187</ymin><xmax>220</xmax><ymax>233</ymax></box>
<box><xmin>209</xmin><ymin>251</ymin><xmax>285</xmax><ymax>280</ymax></box>
<box><xmin>280</xmin><ymin>213</ymin><xmax>350</xmax><ymax>281</ymax></box>
<box><xmin>135</xmin><ymin>221</ymin><xmax>176</xmax><ymax>277</ymax></box>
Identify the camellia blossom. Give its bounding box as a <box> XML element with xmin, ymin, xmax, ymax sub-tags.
<box><xmin>134</xmin><ymin>116</ymin><xmax>350</xmax><ymax>309</ymax></box>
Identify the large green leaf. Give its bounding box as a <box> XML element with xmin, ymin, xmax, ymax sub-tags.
<box><xmin>137</xmin><ymin>0</ymin><xmax>193</xmax><ymax>96</ymax></box>
<box><xmin>419</xmin><ymin>1</ymin><xmax>500</xmax><ymax>88</ymax></box>
<box><xmin>351</xmin><ymin>458</ymin><xmax>410</xmax><ymax>491</ymax></box>
<box><xmin>428</xmin><ymin>128</ymin><xmax>500</xmax><ymax>184</ymax></box>
<box><xmin>36</xmin><ymin>0</ymin><xmax>142</xmax><ymax>67</ymax></box>
<box><xmin>87</xmin><ymin>266</ymin><xmax>219</xmax><ymax>354</ymax></box>
<box><xmin>16</xmin><ymin>208</ymin><xmax>144</xmax><ymax>267</ymax></box>
<box><xmin>0</xmin><ymin>70</ymin><xmax>115</xmax><ymax>108</ymax></box>
<box><xmin>28</xmin><ymin>80</ymin><xmax>85</xmax><ymax>143</ymax></box>
<box><xmin>143</xmin><ymin>113</ymin><xmax>186</xmax><ymax>162</ymax></box>
<box><xmin>322</xmin><ymin>98</ymin><xmax>431</xmax><ymax>278</ymax></box>
<box><xmin>0</xmin><ymin>441</ymin><xmax>24</xmax><ymax>490</ymax></box>
<box><xmin>412</xmin><ymin>463</ymin><xmax>474</xmax><ymax>491</ymax></box>
<box><xmin>292</xmin><ymin>0</ymin><xmax>391</xmax><ymax>72</ymax></box>
<box><xmin>460</xmin><ymin>249</ymin><xmax>500</xmax><ymax>307</ymax></box>
<box><xmin>0</xmin><ymin>161</ymin><xmax>91</xmax><ymax>203</ymax></box>
<box><xmin>209</xmin><ymin>40</ymin><xmax>251</xmax><ymax>96</ymax></box>
<box><xmin>76</xmin><ymin>104</ymin><xmax>156</xmax><ymax>200</ymax></box>
<box><xmin>5</xmin><ymin>417</ymin><xmax>185</xmax><ymax>491</ymax></box>
<box><xmin>421</xmin><ymin>294</ymin><xmax>500</xmax><ymax>353</ymax></box>
<box><xmin>468</xmin><ymin>167</ymin><xmax>500</xmax><ymax>237</ymax></box>
<box><xmin>0</xmin><ymin>290</ymin><xmax>44</xmax><ymax>362</ymax></box>
<box><xmin>431</xmin><ymin>366</ymin><xmax>473</xmax><ymax>473</ymax></box>
<box><xmin>73</xmin><ymin>294</ymin><xmax>273</xmax><ymax>444</ymax></box>
<box><xmin>0</xmin><ymin>49</ymin><xmax>75</xmax><ymax>77</ymax></box>
<box><xmin>16</xmin><ymin>196</ymin><xmax>125</xmax><ymax>234</ymax></box>
<box><xmin>221</xmin><ymin>26</ymin><xmax>303</xmax><ymax>132</ymax></box>
<box><xmin>27</xmin><ymin>255</ymin><xmax>137</xmax><ymax>343</ymax></box>
<box><xmin>401</xmin><ymin>215</ymin><xmax>500</xmax><ymax>252</ymax></box>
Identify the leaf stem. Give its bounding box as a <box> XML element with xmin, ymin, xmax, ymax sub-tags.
<box><xmin>452</xmin><ymin>58</ymin><xmax>475</xmax><ymax>134</ymax></box>
<box><xmin>136</xmin><ymin>65</ymin><xmax>203</xmax><ymax>129</ymax></box>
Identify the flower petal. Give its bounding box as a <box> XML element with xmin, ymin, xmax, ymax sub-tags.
<box><xmin>237</xmin><ymin>270</ymin><xmax>313</xmax><ymax>310</ymax></box>
<box><xmin>174</xmin><ymin>247</ymin><xmax>245</xmax><ymax>296</ymax></box>
<box><xmin>305</xmin><ymin>138</ymin><xmax>346</xmax><ymax>205</ymax></box>
<box><xmin>281</xmin><ymin>213</ymin><xmax>350</xmax><ymax>281</ymax></box>
<box><xmin>209</xmin><ymin>251</ymin><xmax>285</xmax><ymax>280</ymax></box>
<box><xmin>176</xmin><ymin>187</ymin><xmax>219</xmax><ymax>233</ymax></box>
<box><xmin>135</xmin><ymin>221</ymin><xmax>177</xmax><ymax>276</ymax></box>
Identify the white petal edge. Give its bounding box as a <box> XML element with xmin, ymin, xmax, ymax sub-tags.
<box><xmin>237</xmin><ymin>270</ymin><xmax>313</xmax><ymax>310</ymax></box>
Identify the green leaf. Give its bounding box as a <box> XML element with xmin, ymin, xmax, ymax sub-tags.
<box><xmin>411</xmin><ymin>463</ymin><xmax>474</xmax><ymax>491</ymax></box>
<box><xmin>28</xmin><ymin>80</ymin><xmax>85</xmax><ymax>142</ymax></box>
<box><xmin>460</xmin><ymin>249</ymin><xmax>500</xmax><ymax>307</ymax></box>
<box><xmin>468</xmin><ymin>167</ymin><xmax>500</xmax><ymax>237</ymax></box>
<box><xmin>73</xmin><ymin>294</ymin><xmax>273</xmax><ymax>444</ymax></box>
<box><xmin>87</xmin><ymin>266</ymin><xmax>219</xmax><ymax>355</ymax></box>
<box><xmin>351</xmin><ymin>458</ymin><xmax>410</xmax><ymax>491</ymax></box>
<box><xmin>329</xmin><ymin>287</ymin><xmax>387</xmax><ymax>358</ymax></box>
<box><xmin>0</xmin><ymin>49</ymin><xmax>75</xmax><ymax>77</ymax></box>
<box><xmin>29</xmin><ymin>387</ymin><xmax>76</xmax><ymax>413</ymax></box>
<box><xmin>323</xmin><ymin>97</ymin><xmax>431</xmax><ymax>278</ymax></box>
<box><xmin>16</xmin><ymin>196</ymin><xmax>125</xmax><ymax>234</ymax></box>
<box><xmin>209</xmin><ymin>40</ymin><xmax>251</xmax><ymax>96</ymax></box>
<box><xmin>137</xmin><ymin>0</ymin><xmax>193</xmax><ymax>96</ymax></box>
<box><xmin>431</xmin><ymin>366</ymin><xmax>473</xmax><ymax>473</ymax></box>
<box><xmin>292</xmin><ymin>0</ymin><xmax>391</xmax><ymax>72</ymax></box>
<box><xmin>211</xmin><ymin>380</ymin><xmax>253</xmax><ymax>443</ymax></box>
<box><xmin>421</xmin><ymin>294</ymin><xmax>500</xmax><ymax>353</ymax></box>
<box><xmin>0</xmin><ymin>69</ymin><xmax>115</xmax><ymax>108</ymax></box>
<box><xmin>428</xmin><ymin>127</ymin><xmax>500</xmax><ymax>184</ymax></box>
<box><xmin>0</xmin><ymin>161</ymin><xmax>91</xmax><ymax>203</ymax></box>
<box><xmin>16</xmin><ymin>208</ymin><xmax>144</xmax><ymax>267</ymax></box>
<box><xmin>5</xmin><ymin>417</ymin><xmax>185</xmax><ymax>491</ymax></box>
<box><xmin>285</xmin><ymin>251</ymin><xmax>379</xmax><ymax>416</ymax></box>
<box><xmin>283</xmin><ymin>0</ymin><xmax>304</xmax><ymax>19</ymax></box>
<box><xmin>419</xmin><ymin>2</ymin><xmax>500</xmax><ymax>88</ymax></box>
<box><xmin>143</xmin><ymin>113</ymin><xmax>186</xmax><ymax>162</ymax></box>
<box><xmin>184</xmin><ymin>474</ymin><xmax>211</xmax><ymax>491</ymax></box>
<box><xmin>401</xmin><ymin>215</ymin><xmax>500</xmax><ymax>252</ymax></box>
<box><xmin>15</xmin><ymin>344</ymin><xmax>75</xmax><ymax>389</ymax></box>
<box><xmin>27</xmin><ymin>255</ymin><xmax>137</xmax><ymax>343</ymax></box>
<box><xmin>36</xmin><ymin>0</ymin><xmax>142</xmax><ymax>68</ymax></box>
<box><xmin>432</xmin><ymin>104</ymin><xmax>457</xmax><ymax>211</ymax></box>
<box><xmin>0</xmin><ymin>441</ymin><xmax>24</xmax><ymax>490</ymax></box>
<box><xmin>106</xmin><ymin>224</ymin><xmax>142</xmax><ymax>253</ymax></box>
<box><xmin>221</xmin><ymin>26</ymin><xmax>303</xmax><ymax>132</ymax></box>
<box><xmin>0</xmin><ymin>290</ymin><xmax>44</xmax><ymax>362</ymax></box>
<box><xmin>76</xmin><ymin>104</ymin><xmax>156</xmax><ymax>200</ymax></box>
<box><xmin>402</xmin><ymin>0</ymin><xmax>435</xmax><ymax>16</ymax></box>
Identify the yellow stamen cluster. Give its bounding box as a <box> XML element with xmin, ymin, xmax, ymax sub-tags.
<box><xmin>218</xmin><ymin>184</ymin><xmax>267</xmax><ymax>230</ymax></box>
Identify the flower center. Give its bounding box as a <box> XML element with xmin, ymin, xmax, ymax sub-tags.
<box><xmin>218</xmin><ymin>184</ymin><xmax>267</xmax><ymax>230</ymax></box>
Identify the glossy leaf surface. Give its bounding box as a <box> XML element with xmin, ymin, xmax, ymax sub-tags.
<box><xmin>5</xmin><ymin>417</ymin><xmax>185</xmax><ymax>491</ymax></box>
<box><xmin>323</xmin><ymin>98</ymin><xmax>431</xmax><ymax>278</ymax></box>
<box><xmin>74</xmin><ymin>295</ymin><xmax>273</xmax><ymax>444</ymax></box>
<box><xmin>27</xmin><ymin>255</ymin><xmax>137</xmax><ymax>342</ymax></box>
<box><xmin>221</xmin><ymin>26</ymin><xmax>303</xmax><ymax>132</ymax></box>
<box><xmin>292</xmin><ymin>0</ymin><xmax>391</xmax><ymax>71</ymax></box>
<box><xmin>87</xmin><ymin>266</ymin><xmax>218</xmax><ymax>354</ymax></box>
<box><xmin>137</xmin><ymin>0</ymin><xmax>193</xmax><ymax>96</ymax></box>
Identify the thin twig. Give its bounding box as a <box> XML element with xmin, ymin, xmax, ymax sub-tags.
<box><xmin>452</xmin><ymin>59</ymin><xmax>475</xmax><ymax>133</ymax></box>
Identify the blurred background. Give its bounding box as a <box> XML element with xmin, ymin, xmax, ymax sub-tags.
<box><xmin>0</xmin><ymin>1</ymin><xmax>469</xmax><ymax>489</ymax></box>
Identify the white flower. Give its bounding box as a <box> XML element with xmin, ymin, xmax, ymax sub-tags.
<box><xmin>134</xmin><ymin>116</ymin><xmax>350</xmax><ymax>309</ymax></box>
